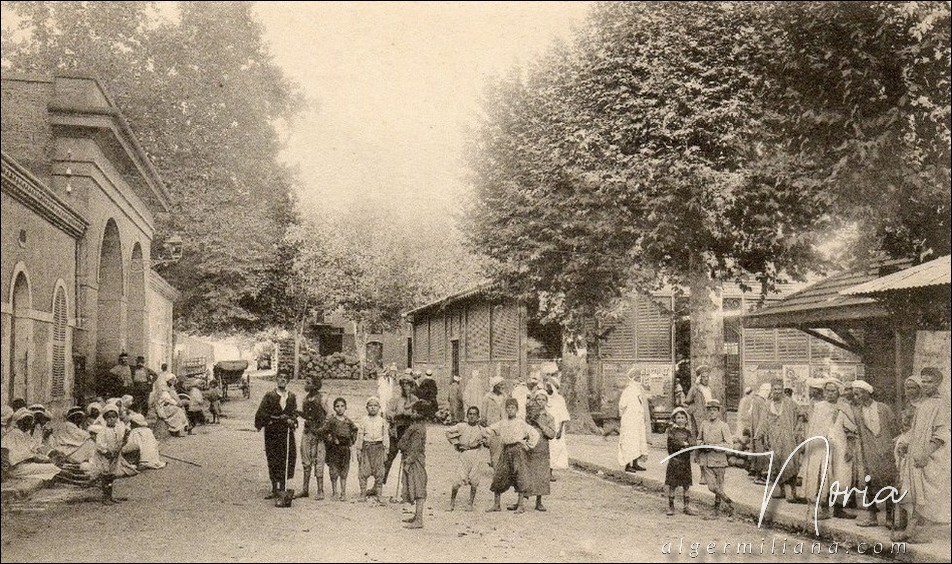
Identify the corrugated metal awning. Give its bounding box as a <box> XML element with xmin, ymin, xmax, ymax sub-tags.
<box><xmin>742</xmin><ymin>258</ymin><xmax>912</xmax><ymax>328</ymax></box>
<box><xmin>841</xmin><ymin>255</ymin><xmax>950</xmax><ymax>296</ymax></box>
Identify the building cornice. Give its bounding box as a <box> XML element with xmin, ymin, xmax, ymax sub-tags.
<box><xmin>1</xmin><ymin>150</ymin><xmax>88</xmax><ymax>240</ymax></box>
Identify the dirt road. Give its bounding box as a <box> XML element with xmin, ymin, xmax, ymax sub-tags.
<box><xmin>1</xmin><ymin>376</ymin><xmax>891</xmax><ymax>562</ymax></box>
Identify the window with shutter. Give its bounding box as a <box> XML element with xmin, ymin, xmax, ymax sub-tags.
<box><xmin>431</xmin><ymin>315</ymin><xmax>445</xmax><ymax>363</ymax></box>
<box><xmin>491</xmin><ymin>304</ymin><xmax>519</xmax><ymax>360</ymax></box>
<box><xmin>635</xmin><ymin>295</ymin><xmax>672</xmax><ymax>362</ymax></box>
<box><xmin>600</xmin><ymin>314</ymin><xmax>636</xmax><ymax>359</ymax></box>
<box><xmin>743</xmin><ymin>328</ymin><xmax>777</xmax><ymax>362</ymax></box>
<box><xmin>414</xmin><ymin>322</ymin><xmax>429</xmax><ymax>364</ymax></box>
<box><xmin>467</xmin><ymin>304</ymin><xmax>491</xmax><ymax>361</ymax></box>
<box><xmin>51</xmin><ymin>288</ymin><xmax>68</xmax><ymax>398</ymax></box>
<box><xmin>776</xmin><ymin>329</ymin><xmax>809</xmax><ymax>362</ymax></box>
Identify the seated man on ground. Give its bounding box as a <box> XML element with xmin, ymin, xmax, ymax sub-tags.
<box><xmin>121</xmin><ymin>413</ymin><xmax>166</xmax><ymax>470</ymax></box>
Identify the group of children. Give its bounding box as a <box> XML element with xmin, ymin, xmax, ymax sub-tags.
<box><xmin>290</xmin><ymin>380</ymin><xmax>566</xmax><ymax>529</ymax></box>
<box><xmin>292</xmin><ymin>378</ymin><xmax>431</xmax><ymax>528</ymax></box>
<box><xmin>664</xmin><ymin>400</ymin><xmax>735</xmax><ymax>519</ymax></box>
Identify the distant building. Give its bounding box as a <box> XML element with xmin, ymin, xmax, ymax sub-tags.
<box><xmin>1</xmin><ymin>74</ymin><xmax>175</xmax><ymax>412</ymax></box>
<box><xmin>403</xmin><ymin>280</ymin><xmax>860</xmax><ymax>417</ymax></box>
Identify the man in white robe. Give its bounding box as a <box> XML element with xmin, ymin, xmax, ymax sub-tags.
<box><xmin>378</xmin><ymin>364</ymin><xmax>397</xmax><ymax>411</ymax></box>
<box><xmin>546</xmin><ymin>375</ymin><xmax>571</xmax><ymax>471</ymax></box>
<box><xmin>618</xmin><ymin>367</ymin><xmax>651</xmax><ymax>472</ymax></box>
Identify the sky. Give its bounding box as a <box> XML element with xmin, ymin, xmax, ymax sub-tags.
<box><xmin>250</xmin><ymin>2</ymin><xmax>593</xmax><ymax>222</ymax></box>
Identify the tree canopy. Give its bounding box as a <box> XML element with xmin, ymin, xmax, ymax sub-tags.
<box><xmin>2</xmin><ymin>1</ymin><xmax>305</xmax><ymax>332</ymax></box>
<box><xmin>289</xmin><ymin>204</ymin><xmax>483</xmax><ymax>336</ymax></box>
<box><xmin>465</xmin><ymin>1</ymin><xmax>949</xmax><ymax>414</ymax></box>
<box><xmin>467</xmin><ymin>0</ymin><xmax>950</xmax><ymax>325</ymax></box>
<box><xmin>467</xmin><ymin>2</ymin><xmax>831</xmax><ymax>326</ymax></box>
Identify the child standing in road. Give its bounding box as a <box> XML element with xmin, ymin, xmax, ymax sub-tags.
<box><xmin>697</xmin><ymin>400</ymin><xmax>734</xmax><ymax>518</ymax></box>
<box><xmin>356</xmin><ymin>396</ymin><xmax>389</xmax><ymax>501</ymax></box>
<box><xmin>485</xmin><ymin>397</ymin><xmax>538</xmax><ymax>514</ymax></box>
<box><xmin>445</xmin><ymin>405</ymin><xmax>486</xmax><ymax>511</ymax></box>
<box><xmin>322</xmin><ymin>397</ymin><xmax>358</xmax><ymax>501</ymax></box>
<box><xmin>398</xmin><ymin>400</ymin><xmax>429</xmax><ymax>529</ymax></box>
<box><xmin>665</xmin><ymin>407</ymin><xmax>698</xmax><ymax>516</ymax></box>
<box><xmin>206</xmin><ymin>380</ymin><xmax>222</xmax><ymax>424</ymax></box>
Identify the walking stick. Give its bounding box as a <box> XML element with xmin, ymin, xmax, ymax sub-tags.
<box><xmin>389</xmin><ymin>453</ymin><xmax>403</xmax><ymax>504</ymax></box>
<box><xmin>276</xmin><ymin>425</ymin><xmax>295</xmax><ymax>507</ymax></box>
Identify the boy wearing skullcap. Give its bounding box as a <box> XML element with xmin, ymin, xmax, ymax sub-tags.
<box><xmin>485</xmin><ymin>397</ymin><xmax>539</xmax><ymax>514</ymax></box>
<box><xmin>697</xmin><ymin>399</ymin><xmax>734</xmax><ymax>518</ymax></box>
<box><xmin>91</xmin><ymin>403</ymin><xmax>137</xmax><ymax>505</ymax></box>
<box><xmin>356</xmin><ymin>396</ymin><xmax>389</xmax><ymax>500</ymax></box>
<box><xmin>445</xmin><ymin>405</ymin><xmax>486</xmax><ymax>511</ymax></box>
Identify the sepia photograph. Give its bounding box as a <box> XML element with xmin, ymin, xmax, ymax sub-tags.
<box><xmin>0</xmin><ymin>2</ymin><xmax>949</xmax><ymax>562</ymax></box>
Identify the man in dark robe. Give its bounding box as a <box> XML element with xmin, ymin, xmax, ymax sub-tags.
<box><xmin>254</xmin><ymin>376</ymin><xmax>298</xmax><ymax>499</ymax></box>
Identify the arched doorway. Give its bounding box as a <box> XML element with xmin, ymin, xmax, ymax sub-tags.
<box><xmin>127</xmin><ymin>242</ymin><xmax>146</xmax><ymax>361</ymax></box>
<box><xmin>96</xmin><ymin>220</ymin><xmax>125</xmax><ymax>373</ymax></box>
<box><xmin>10</xmin><ymin>271</ymin><xmax>33</xmax><ymax>402</ymax></box>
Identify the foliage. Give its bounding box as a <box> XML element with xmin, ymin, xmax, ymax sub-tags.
<box><xmin>751</xmin><ymin>1</ymin><xmax>951</xmax><ymax>261</ymax></box>
<box><xmin>466</xmin><ymin>2</ymin><xmax>830</xmax><ymax>334</ymax></box>
<box><xmin>2</xmin><ymin>1</ymin><xmax>305</xmax><ymax>332</ymax></box>
<box><xmin>288</xmin><ymin>203</ymin><xmax>482</xmax><ymax>335</ymax></box>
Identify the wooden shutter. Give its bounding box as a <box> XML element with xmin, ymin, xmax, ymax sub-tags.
<box><xmin>51</xmin><ymin>288</ymin><xmax>68</xmax><ymax>398</ymax></box>
<box><xmin>635</xmin><ymin>295</ymin><xmax>672</xmax><ymax>362</ymax></box>
<box><xmin>491</xmin><ymin>303</ymin><xmax>519</xmax><ymax>360</ymax></box>
<box><xmin>467</xmin><ymin>303</ymin><xmax>491</xmax><ymax>361</ymax></box>
<box><xmin>743</xmin><ymin>328</ymin><xmax>777</xmax><ymax>362</ymax></box>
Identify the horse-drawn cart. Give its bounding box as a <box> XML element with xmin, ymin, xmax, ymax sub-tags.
<box><xmin>213</xmin><ymin>360</ymin><xmax>250</xmax><ymax>400</ymax></box>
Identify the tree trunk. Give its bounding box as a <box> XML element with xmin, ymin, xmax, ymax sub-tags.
<box><xmin>563</xmin><ymin>325</ymin><xmax>601</xmax><ymax>435</ymax></box>
<box><xmin>688</xmin><ymin>255</ymin><xmax>725</xmax><ymax>404</ymax></box>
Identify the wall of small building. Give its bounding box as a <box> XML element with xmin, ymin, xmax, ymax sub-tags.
<box><xmin>0</xmin><ymin>190</ymin><xmax>77</xmax><ymax>414</ymax></box>
<box><xmin>147</xmin><ymin>275</ymin><xmax>175</xmax><ymax>371</ymax></box>
<box><xmin>3</xmin><ymin>75</ymin><xmax>161</xmax><ymax>406</ymax></box>
<box><xmin>410</xmin><ymin>298</ymin><xmax>525</xmax><ymax>411</ymax></box>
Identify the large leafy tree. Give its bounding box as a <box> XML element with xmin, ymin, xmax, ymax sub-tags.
<box><xmin>752</xmin><ymin>1</ymin><xmax>950</xmax><ymax>261</ymax></box>
<box><xmin>2</xmin><ymin>1</ymin><xmax>304</xmax><ymax>332</ymax></box>
<box><xmin>467</xmin><ymin>2</ymin><xmax>830</xmax><ymax>419</ymax></box>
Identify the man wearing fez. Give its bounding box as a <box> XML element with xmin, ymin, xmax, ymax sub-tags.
<box><xmin>254</xmin><ymin>375</ymin><xmax>298</xmax><ymax>499</ymax></box>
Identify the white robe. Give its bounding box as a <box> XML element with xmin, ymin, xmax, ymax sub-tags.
<box><xmin>511</xmin><ymin>384</ymin><xmax>529</xmax><ymax>421</ymax></box>
<box><xmin>548</xmin><ymin>391</ymin><xmax>571</xmax><ymax>469</ymax></box>
<box><xmin>3</xmin><ymin>428</ymin><xmax>61</xmax><ymax>481</ymax></box>
<box><xmin>377</xmin><ymin>376</ymin><xmax>394</xmax><ymax>410</ymax></box>
<box><xmin>122</xmin><ymin>427</ymin><xmax>166</xmax><ymax>469</ymax></box>
<box><xmin>617</xmin><ymin>381</ymin><xmax>650</xmax><ymax>466</ymax></box>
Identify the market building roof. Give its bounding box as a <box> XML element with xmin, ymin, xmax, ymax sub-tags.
<box><xmin>743</xmin><ymin>257</ymin><xmax>913</xmax><ymax>329</ymax></box>
<box><xmin>841</xmin><ymin>255</ymin><xmax>950</xmax><ymax>296</ymax></box>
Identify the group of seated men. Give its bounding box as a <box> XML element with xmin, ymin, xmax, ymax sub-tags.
<box><xmin>1</xmin><ymin>395</ymin><xmax>167</xmax><ymax>488</ymax></box>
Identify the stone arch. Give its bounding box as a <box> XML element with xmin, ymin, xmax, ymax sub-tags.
<box><xmin>96</xmin><ymin>219</ymin><xmax>126</xmax><ymax>373</ymax></box>
<box><xmin>9</xmin><ymin>267</ymin><xmax>33</xmax><ymax>402</ymax></box>
<box><xmin>127</xmin><ymin>242</ymin><xmax>146</xmax><ymax>362</ymax></box>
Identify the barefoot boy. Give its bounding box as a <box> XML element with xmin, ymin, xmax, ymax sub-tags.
<box><xmin>446</xmin><ymin>406</ymin><xmax>486</xmax><ymax>511</ymax></box>
<box><xmin>398</xmin><ymin>400</ymin><xmax>430</xmax><ymax>529</ymax></box>
<box><xmin>485</xmin><ymin>397</ymin><xmax>538</xmax><ymax>514</ymax></box>
<box><xmin>356</xmin><ymin>396</ymin><xmax>389</xmax><ymax>500</ymax></box>
<box><xmin>322</xmin><ymin>397</ymin><xmax>358</xmax><ymax>501</ymax></box>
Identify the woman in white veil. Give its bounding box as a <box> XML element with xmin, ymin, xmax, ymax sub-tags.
<box><xmin>151</xmin><ymin>373</ymin><xmax>189</xmax><ymax>436</ymax></box>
